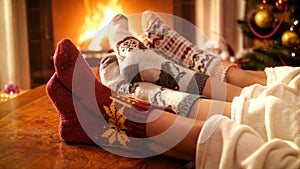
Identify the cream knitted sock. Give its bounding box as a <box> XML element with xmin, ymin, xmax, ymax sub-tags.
<box><xmin>100</xmin><ymin>53</ymin><xmax>203</xmax><ymax>117</ymax></box>
<box><xmin>107</xmin><ymin>14</ymin><xmax>209</xmax><ymax>95</ymax></box>
<box><xmin>142</xmin><ymin>11</ymin><xmax>226</xmax><ymax>81</ymax></box>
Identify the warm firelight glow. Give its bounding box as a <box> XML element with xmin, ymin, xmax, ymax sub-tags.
<box><xmin>78</xmin><ymin>0</ymin><xmax>124</xmax><ymax>50</ymax></box>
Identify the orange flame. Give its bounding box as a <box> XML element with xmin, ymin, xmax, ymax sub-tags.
<box><xmin>78</xmin><ymin>0</ymin><xmax>124</xmax><ymax>50</ymax></box>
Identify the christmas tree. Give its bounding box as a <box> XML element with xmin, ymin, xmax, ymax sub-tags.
<box><xmin>238</xmin><ymin>0</ymin><xmax>300</xmax><ymax>70</ymax></box>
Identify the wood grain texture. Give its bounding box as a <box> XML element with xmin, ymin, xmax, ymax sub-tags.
<box><xmin>0</xmin><ymin>85</ymin><xmax>189</xmax><ymax>168</ymax></box>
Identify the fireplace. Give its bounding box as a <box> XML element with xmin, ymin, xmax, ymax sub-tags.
<box><xmin>51</xmin><ymin>0</ymin><xmax>196</xmax><ymax>49</ymax></box>
<box><xmin>26</xmin><ymin>0</ymin><xmax>196</xmax><ymax>88</ymax></box>
<box><xmin>0</xmin><ymin>0</ymin><xmax>243</xmax><ymax>89</ymax></box>
<box><xmin>50</xmin><ymin>0</ymin><xmax>244</xmax><ymax>67</ymax></box>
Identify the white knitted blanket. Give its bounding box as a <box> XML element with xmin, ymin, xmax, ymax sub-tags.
<box><xmin>231</xmin><ymin>66</ymin><xmax>300</xmax><ymax>147</ymax></box>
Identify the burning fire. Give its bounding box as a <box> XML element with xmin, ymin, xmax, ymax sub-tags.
<box><xmin>78</xmin><ymin>0</ymin><xmax>124</xmax><ymax>50</ymax></box>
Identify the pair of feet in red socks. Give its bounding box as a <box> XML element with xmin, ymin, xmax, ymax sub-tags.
<box><xmin>46</xmin><ymin>39</ymin><xmax>175</xmax><ymax>157</ymax></box>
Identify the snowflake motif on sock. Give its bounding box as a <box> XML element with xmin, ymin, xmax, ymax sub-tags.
<box><xmin>101</xmin><ymin>96</ymin><xmax>130</xmax><ymax>148</ymax></box>
<box><xmin>116</xmin><ymin>37</ymin><xmax>147</xmax><ymax>61</ymax></box>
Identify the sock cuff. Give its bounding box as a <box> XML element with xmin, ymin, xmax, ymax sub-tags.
<box><xmin>130</xmin><ymin>96</ymin><xmax>175</xmax><ymax>113</ymax></box>
<box><xmin>113</xmin><ymin>95</ymin><xmax>175</xmax><ymax>138</ymax></box>
<box><xmin>142</xmin><ymin>11</ymin><xmax>161</xmax><ymax>33</ymax></box>
<box><xmin>177</xmin><ymin>94</ymin><xmax>202</xmax><ymax>117</ymax></box>
<box><xmin>187</xmin><ymin>73</ymin><xmax>209</xmax><ymax>95</ymax></box>
<box><xmin>108</xmin><ymin>14</ymin><xmax>132</xmax><ymax>48</ymax></box>
<box><xmin>206</xmin><ymin>58</ymin><xmax>226</xmax><ymax>82</ymax></box>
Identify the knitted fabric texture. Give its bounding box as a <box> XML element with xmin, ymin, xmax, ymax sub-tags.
<box><xmin>142</xmin><ymin>11</ymin><xmax>226</xmax><ymax>81</ymax></box>
<box><xmin>50</xmin><ymin>39</ymin><xmax>175</xmax><ymax>152</ymax></box>
<box><xmin>108</xmin><ymin>14</ymin><xmax>209</xmax><ymax>95</ymax></box>
<box><xmin>100</xmin><ymin>53</ymin><xmax>203</xmax><ymax>117</ymax></box>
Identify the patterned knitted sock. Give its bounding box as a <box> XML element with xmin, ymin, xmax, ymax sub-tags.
<box><xmin>46</xmin><ymin>73</ymin><xmax>157</xmax><ymax>154</ymax></box>
<box><xmin>53</xmin><ymin>39</ymin><xmax>175</xmax><ymax>142</ymax></box>
<box><xmin>100</xmin><ymin>53</ymin><xmax>202</xmax><ymax>117</ymax></box>
<box><xmin>141</xmin><ymin>11</ymin><xmax>225</xmax><ymax>81</ymax></box>
<box><xmin>107</xmin><ymin>14</ymin><xmax>209</xmax><ymax>95</ymax></box>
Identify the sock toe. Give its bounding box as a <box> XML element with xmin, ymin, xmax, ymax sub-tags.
<box><xmin>53</xmin><ymin>39</ymin><xmax>81</xmax><ymax>90</ymax></box>
<box><xmin>54</xmin><ymin>39</ymin><xmax>79</xmax><ymax>72</ymax></box>
<box><xmin>142</xmin><ymin>10</ymin><xmax>161</xmax><ymax>32</ymax></box>
<box><xmin>108</xmin><ymin>14</ymin><xmax>132</xmax><ymax>48</ymax></box>
<box><xmin>110</xmin><ymin>14</ymin><xmax>128</xmax><ymax>24</ymax></box>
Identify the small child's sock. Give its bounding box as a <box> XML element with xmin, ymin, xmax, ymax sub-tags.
<box><xmin>142</xmin><ymin>11</ymin><xmax>225</xmax><ymax>81</ymax></box>
<box><xmin>107</xmin><ymin>14</ymin><xmax>209</xmax><ymax>95</ymax></box>
<box><xmin>53</xmin><ymin>39</ymin><xmax>175</xmax><ymax>140</ymax></box>
<box><xmin>100</xmin><ymin>53</ymin><xmax>203</xmax><ymax>117</ymax></box>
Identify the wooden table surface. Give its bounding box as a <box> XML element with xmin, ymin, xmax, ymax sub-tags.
<box><xmin>0</xmin><ymin>85</ymin><xmax>190</xmax><ymax>169</ymax></box>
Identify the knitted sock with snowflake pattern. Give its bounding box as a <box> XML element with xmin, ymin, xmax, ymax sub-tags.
<box><xmin>141</xmin><ymin>11</ymin><xmax>225</xmax><ymax>81</ymax></box>
<box><xmin>47</xmin><ymin>73</ymin><xmax>156</xmax><ymax>153</ymax></box>
<box><xmin>107</xmin><ymin>14</ymin><xmax>209</xmax><ymax>96</ymax></box>
<box><xmin>100</xmin><ymin>53</ymin><xmax>202</xmax><ymax>117</ymax></box>
<box><xmin>53</xmin><ymin>39</ymin><xmax>175</xmax><ymax>143</ymax></box>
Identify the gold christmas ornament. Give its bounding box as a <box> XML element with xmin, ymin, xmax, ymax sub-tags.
<box><xmin>254</xmin><ymin>9</ymin><xmax>273</xmax><ymax>28</ymax></box>
<box><xmin>281</xmin><ymin>30</ymin><xmax>300</xmax><ymax>47</ymax></box>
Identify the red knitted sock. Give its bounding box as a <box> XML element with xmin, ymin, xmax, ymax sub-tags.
<box><xmin>47</xmin><ymin>73</ymin><xmax>163</xmax><ymax>155</ymax></box>
<box><xmin>53</xmin><ymin>39</ymin><xmax>175</xmax><ymax>140</ymax></box>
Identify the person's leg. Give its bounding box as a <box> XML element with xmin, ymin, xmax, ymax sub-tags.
<box><xmin>145</xmin><ymin>105</ymin><xmax>259</xmax><ymax>163</ymax></box>
<box><xmin>99</xmin><ymin>53</ymin><xmax>203</xmax><ymax>117</ymax></box>
<box><xmin>145</xmin><ymin>97</ymin><xmax>232</xmax><ymax>161</ymax></box>
<box><xmin>223</xmin><ymin>60</ymin><xmax>267</xmax><ymax>87</ymax></box>
<box><xmin>142</xmin><ymin>11</ymin><xmax>267</xmax><ymax>88</ymax></box>
<box><xmin>202</xmin><ymin>76</ymin><xmax>242</xmax><ymax>102</ymax></box>
<box><xmin>108</xmin><ymin>14</ymin><xmax>209</xmax><ymax>96</ymax></box>
<box><xmin>246</xmin><ymin>69</ymin><xmax>267</xmax><ymax>79</ymax></box>
<box><xmin>52</xmin><ymin>38</ymin><xmax>184</xmax><ymax>155</ymax></box>
<box><xmin>108</xmin><ymin>14</ymin><xmax>242</xmax><ymax>102</ymax></box>
<box><xmin>141</xmin><ymin>11</ymin><xmax>225</xmax><ymax>82</ymax></box>
<box><xmin>48</xmin><ymin>39</ymin><xmax>300</xmax><ymax>166</ymax></box>
<box><xmin>148</xmin><ymin>111</ymin><xmax>300</xmax><ymax>168</ymax></box>
<box><xmin>189</xmin><ymin>98</ymin><xmax>232</xmax><ymax>121</ymax></box>
<box><xmin>146</xmin><ymin>109</ymin><xmax>204</xmax><ymax>161</ymax></box>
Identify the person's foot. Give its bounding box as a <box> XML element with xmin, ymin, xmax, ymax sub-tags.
<box><xmin>108</xmin><ymin>14</ymin><xmax>209</xmax><ymax>95</ymax></box>
<box><xmin>99</xmin><ymin>54</ymin><xmax>202</xmax><ymax>117</ymax></box>
<box><xmin>142</xmin><ymin>11</ymin><xmax>225</xmax><ymax>82</ymax></box>
<box><xmin>46</xmin><ymin>73</ymin><xmax>100</xmax><ymax>145</ymax></box>
<box><xmin>49</xmin><ymin>38</ymin><xmax>176</xmax><ymax>154</ymax></box>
